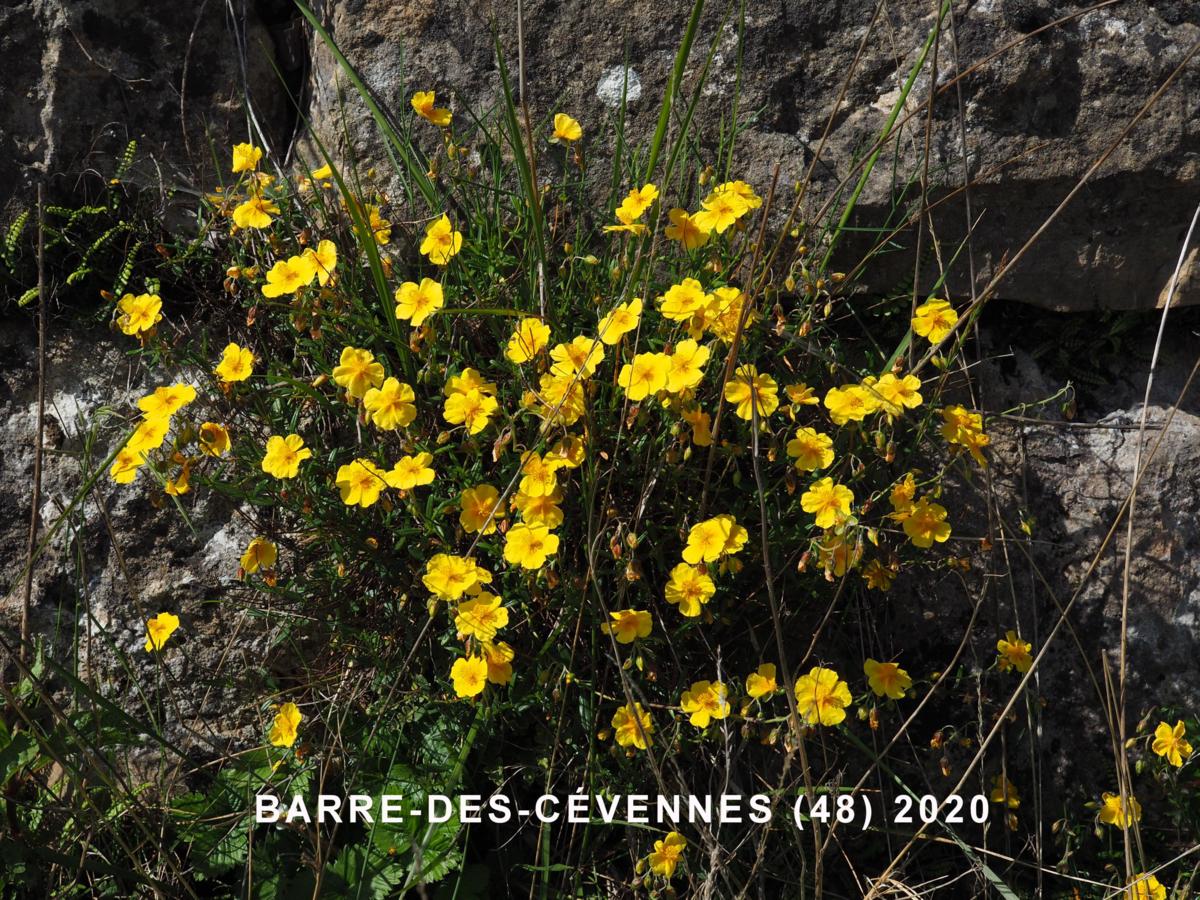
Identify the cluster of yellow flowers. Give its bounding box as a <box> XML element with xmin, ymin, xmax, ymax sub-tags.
<box><xmin>108</xmin><ymin>382</ymin><xmax>209</xmax><ymax>489</ymax></box>
<box><xmin>665</xmin><ymin>180</ymin><xmax>762</xmax><ymax>248</ymax></box>
<box><xmin>113</xmin><ymin>121</ymin><xmax>1016</xmax><ymax>777</ymax></box>
<box><xmin>262</xmin><ymin>240</ymin><xmax>337</xmax><ymax>297</ymax></box>
<box><xmin>611</xmin><ymin>658</ymin><xmax>916</xmax><ymax>754</ymax></box>
<box><xmin>420</xmin><ymin>554</ymin><xmax>514</xmax><ymax>698</ymax></box>
<box><xmin>941</xmin><ymin>404</ymin><xmax>990</xmax><ymax>467</ymax></box>
<box><xmin>662</xmin><ymin>515</ymin><xmax>746</xmax><ymax>619</ymax></box>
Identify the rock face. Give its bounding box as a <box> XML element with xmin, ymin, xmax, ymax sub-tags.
<box><xmin>299</xmin><ymin>0</ymin><xmax>1200</xmax><ymax>311</ymax></box>
<box><xmin>0</xmin><ymin>0</ymin><xmax>294</xmax><ymax>214</ymax></box>
<box><xmin>954</xmin><ymin>314</ymin><xmax>1200</xmax><ymax>789</ymax></box>
<box><xmin>0</xmin><ymin>320</ymin><xmax>270</xmax><ymax>756</ymax></box>
<box><xmin>3</xmin><ymin>1</ymin><xmax>1199</xmax><ymax>309</ymax></box>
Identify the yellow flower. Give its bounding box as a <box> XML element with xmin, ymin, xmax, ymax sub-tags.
<box><xmin>724</xmin><ymin>365</ymin><xmax>779</xmax><ymax>420</ymax></box>
<box><xmin>127</xmin><ymin>416</ymin><xmax>170</xmax><ymax>454</ymax></box>
<box><xmin>1098</xmin><ymin>791</ymin><xmax>1142</xmax><ymax>828</ymax></box>
<box><xmin>420</xmin><ymin>214</ymin><xmax>463</xmax><ymax>265</ymax></box>
<box><xmin>823</xmin><ymin>384</ymin><xmax>876</xmax><ymax>425</ymax></box>
<box><xmin>681</xmin><ymin>515</ymin><xmax>747</xmax><ymax>564</ymax></box>
<box><xmin>363</xmin><ymin>378</ymin><xmax>417</xmax><ymax>430</ymax></box>
<box><xmin>602</xmin><ymin>222</ymin><xmax>648</xmax><ymax>236</ymax></box>
<box><xmin>817</xmin><ymin>530</ymin><xmax>859</xmax><ymax>577</ymax></box>
<box><xmin>144</xmin><ymin>612</ymin><xmax>180</xmax><ymax>652</ymax></box>
<box><xmin>681</xmin><ymin>405</ymin><xmax>713</xmax><ymax>446</ymax></box>
<box><xmin>460</xmin><ymin>485</ymin><xmax>506</xmax><ymax>535</ymax></box>
<box><xmin>664</xmin><ymin>562</ymin><xmax>716</xmax><ymax>617</ymax></box>
<box><xmin>940</xmin><ymin>405</ymin><xmax>990</xmax><ymax>467</ymax></box>
<box><xmin>990</xmin><ymin>775</ymin><xmax>1020</xmax><ymax>809</ymax></box>
<box><xmin>198</xmin><ymin>422</ymin><xmax>231</xmax><ymax>457</ymax></box>
<box><xmin>336</xmin><ymin>458</ymin><xmax>389</xmax><ymax>508</ymax></box>
<box><xmin>261</xmin><ymin>434</ymin><xmax>311</xmax><ymax>479</ymax></box>
<box><xmin>138</xmin><ymin>383</ymin><xmax>197</xmax><ymax>420</ymax></box>
<box><xmin>332</xmin><ymin>346</ymin><xmax>385</xmax><ymax>399</ymax></box>
<box><xmin>310</xmin><ymin>163</ymin><xmax>333</xmax><ymax>181</ymax></box>
<box><xmin>484</xmin><ymin>641</ymin><xmax>515</xmax><ymax>685</ymax></box>
<box><xmin>597</xmin><ymin>297</ymin><xmax>643</xmax><ymax>345</ymax></box>
<box><xmin>240</xmin><ymin>537</ymin><xmax>277</xmax><ymax>574</ymax></box>
<box><xmin>612</xmin><ymin>702</ymin><xmax>654</xmax><ymax>750</ymax></box>
<box><xmin>109</xmin><ymin>447</ymin><xmax>146</xmax><ymax>483</ymax></box>
<box><xmin>1151</xmin><ymin>720</ymin><xmax>1192</xmax><ymax>768</ymax></box>
<box><xmin>455</xmin><ymin>593</ymin><xmax>509</xmax><ymax>641</ymax></box>
<box><xmin>647</xmin><ymin>831</ymin><xmax>686</xmax><ymax>879</ymax></box>
<box><xmin>215</xmin><ymin>342</ymin><xmax>254</xmax><ymax>382</ymax></box>
<box><xmin>693</xmin><ymin>186</ymin><xmax>750</xmax><ymax>234</ymax></box>
<box><xmin>231</xmin><ymin>142</ymin><xmax>263</xmax><ymax>173</ymax></box>
<box><xmin>870</xmin><ymin>372</ymin><xmax>923</xmax><ymax>416</ymax></box>
<box><xmin>503</xmin><ymin>523</ymin><xmax>559</xmax><ymax>570</ymax></box>
<box><xmin>680</xmin><ymin>680</ymin><xmax>730</xmax><ymax>728</ymax></box>
<box><xmin>116</xmin><ymin>293</ymin><xmax>163</xmax><ymax>336</ymax></box>
<box><xmin>862</xmin><ymin>559</ymin><xmax>895</xmax><ymax>592</ymax></box>
<box><xmin>445</xmin><ymin>368</ymin><xmax>497</xmax><ymax>398</ymax></box>
<box><xmin>996</xmin><ymin>630</ymin><xmax>1033</xmax><ymax>673</ymax></box>
<box><xmin>550</xmin><ymin>336</ymin><xmax>605</xmax><ymax>379</ymax></box>
<box><xmin>601</xmin><ymin>609</ymin><xmax>653</xmax><ymax>644</ymax></box>
<box><xmin>505</xmin><ymin>317</ymin><xmax>551</xmax><ymax>364</ymax></box>
<box><xmin>269</xmin><ymin>702</ymin><xmax>302</xmax><ymax>748</ymax></box>
<box><xmin>711</xmin><ymin>180</ymin><xmax>762</xmax><ymax>210</ymax></box>
<box><xmin>545</xmin><ymin>435</ymin><xmax>586</xmax><ymax>470</ymax></box>
<box><xmin>864</xmin><ymin>659</ymin><xmax>912</xmax><ymax>699</ymax></box>
<box><xmin>423</xmin><ymin>554</ymin><xmax>483</xmax><ymax>601</ymax></box>
<box><xmin>704</xmin><ymin>286</ymin><xmax>753</xmax><ymax>343</ymax></box>
<box><xmin>512</xmin><ymin>488</ymin><xmax>564</xmax><ymax>529</ymax></box>
<box><xmin>261</xmin><ymin>254</ymin><xmax>317</xmax><ymax>297</ymax></box>
<box><xmin>681</xmin><ymin>518</ymin><xmax>727</xmax><ymax>565</ymax></box>
<box><xmin>302</xmin><ymin>239</ymin><xmax>338</xmax><ymax>286</ymax></box>
<box><xmin>519</xmin><ymin>452</ymin><xmax>559</xmax><ymax>498</ymax></box>
<box><xmin>367</xmin><ymin>204</ymin><xmax>391</xmax><ymax>245</ymax></box>
<box><xmin>532</xmin><ymin>373</ymin><xmax>587</xmax><ymax>426</ymax></box>
<box><xmin>385</xmin><ymin>452</ymin><xmax>435</xmax><ymax>490</ymax></box>
<box><xmin>664</xmin><ymin>339</ymin><xmax>710</xmax><ymax>393</ymax></box>
<box><xmin>451</xmin><ymin>656</ymin><xmax>489</xmax><ymax>698</ymax></box>
<box><xmin>746</xmin><ymin>663</ymin><xmax>777</xmax><ymax>699</ymax></box>
<box><xmin>911</xmin><ymin>299</ymin><xmax>959</xmax><ymax>344</ymax></box>
<box><xmin>411</xmin><ymin>90</ymin><xmax>452</xmax><ymax>127</ymax></box>
<box><xmin>443</xmin><ymin>388</ymin><xmax>499</xmax><ymax>434</ymax></box>
<box><xmin>902</xmin><ymin>498</ymin><xmax>951</xmax><ymax>548</ymax></box>
<box><xmin>659</xmin><ymin>277</ymin><xmax>712</xmax><ymax>322</ymax></box>
<box><xmin>552</xmin><ymin>112</ymin><xmax>582</xmax><ymax>142</ymax></box>
<box><xmin>801</xmin><ymin>477</ymin><xmax>854</xmax><ymax>529</ymax></box>
<box><xmin>665</xmin><ymin>208</ymin><xmax>710</xmax><ymax>249</ymax></box>
<box><xmin>231</xmin><ymin>195</ymin><xmax>279</xmax><ymax>229</ymax></box>
<box><xmin>1126</xmin><ymin>873</ymin><xmax>1167</xmax><ymax>900</ymax></box>
<box><xmin>164</xmin><ymin>461</ymin><xmax>192</xmax><ymax>496</ymax></box>
<box><xmin>614</xmin><ymin>183</ymin><xmax>659</xmax><ymax>223</ymax></box>
<box><xmin>794</xmin><ymin>666</ymin><xmax>852</xmax><ymax>726</ymax></box>
<box><xmin>786</xmin><ymin>427</ymin><xmax>834</xmax><ymax>472</ymax></box>
<box><xmin>394</xmin><ymin>278</ymin><xmax>444</xmax><ymax>326</ymax></box>
<box><xmin>785</xmin><ymin>382</ymin><xmax>820</xmax><ymax>407</ymax></box>
<box><xmin>618</xmin><ymin>352</ymin><xmax>670</xmax><ymax>401</ymax></box>
<box><xmin>889</xmin><ymin>472</ymin><xmax>918</xmax><ymax>515</ymax></box>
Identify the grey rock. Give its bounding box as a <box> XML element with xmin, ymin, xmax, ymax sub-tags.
<box><xmin>3</xmin><ymin>1</ymin><xmax>1197</xmax><ymax>310</ymax></box>
<box><xmin>0</xmin><ymin>319</ymin><xmax>272</xmax><ymax>756</ymax></box>
<box><xmin>299</xmin><ymin>0</ymin><xmax>1200</xmax><ymax>310</ymax></box>
<box><xmin>0</xmin><ymin>0</ymin><xmax>291</xmax><ymax>215</ymax></box>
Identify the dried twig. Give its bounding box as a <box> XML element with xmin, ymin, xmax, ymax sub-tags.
<box><xmin>21</xmin><ymin>184</ymin><xmax>48</xmax><ymax>665</ymax></box>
